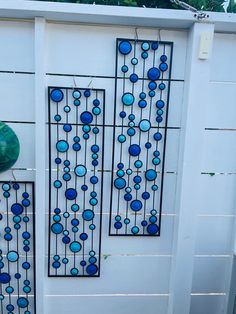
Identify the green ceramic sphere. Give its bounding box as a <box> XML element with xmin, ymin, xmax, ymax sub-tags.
<box><xmin>0</xmin><ymin>121</ymin><xmax>20</xmax><ymax>173</ymax></box>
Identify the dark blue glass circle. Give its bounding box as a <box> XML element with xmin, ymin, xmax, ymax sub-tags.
<box><xmin>124</xmin><ymin>193</ymin><xmax>132</xmax><ymax>201</ymax></box>
<box><xmin>7</xmin><ymin>304</ymin><xmax>14</xmax><ymax>311</ymax></box>
<box><xmin>22</xmin><ymin>262</ymin><xmax>30</xmax><ymax>270</ymax></box>
<box><xmin>80</xmin><ymin>111</ymin><xmax>93</xmax><ymax>124</ymax></box>
<box><xmin>13</xmin><ymin>183</ymin><xmax>19</xmax><ymax>190</ymax></box>
<box><xmin>128</xmin><ymin>144</ymin><xmax>141</xmax><ymax>156</ymax></box>
<box><xmin>81</xmin><ymin>185</ymin><xmax>88</xmax><ymax>191</ymax></box>
<box><xmin>11</xmin><ymin>203</ymin><xmax>23</xmax><ymax>215</ymax></box>
<box><xmin>152</xmin><ymin>42</ymin><xmax>158</xmax><ymax>50</ymax></box>
<box><xmin>0</xmin><ymin>273</ymin><xmax>11</xmax><ymax>284</ymax></box>
<box><xmin>4</xmin><ymin>234</ymin><xmax>12</xmax><ymax>241</ymax></box>
<box><xmin>22</xmin><ymin>192</ymin><xmax>29</xmax><ymax>198</ymax></box>
<box><xmin>65</xmin><ymin>188</ymin><xmax>77</xmax><ymax>200</ymax></box>
<box><xmin>80</xmin><ymin>260</ymin><xmax>86</xmax><ymax>267</ymax></box>
<box><xmin>50</xmin><ymin>89</ymin><xmax>64</xmax><ymax>102</ymax></box>
<box><xmin>147</xmin><ymin>224</ymin><xmax>159</xmax><ymax>234</ymax></box>
<box><xmin>147</xmin><ymin>67</ymin><xmax>160</xmax><ymax>81</ymax></box>
<box><xmin>145</xmin><ymin>142</ymin><xmax>152</xmax><ymax>149</ymax></box>
<box><xmin>55</xmin><ymin>157</ymin><xmax>61</xmax><ymax>164</ymax></box>
<box><xmin>117</xmin><ymin>163</ymin><xmax>124</xmax><ymax>169</ymax></box>
<box><xmin>159</xmin><ymin>63</ymin><xmax>168</xmax><ymax>72</ymax></box>
<box><xmin>22</xmin><ymin>199</ymin><xmax>30</xmax><ymax>207</ymax></box>
<box><xmin>92</xmin><ymin>160</ymin><xmax>98</xmax><ymax>167</ymax></box>
<box><xmin>130</xmin><ymin>200</ymin><xmax>142</xmax><ymax>212</ymax></box>
<box><xmin>72</xmin><ymin>143</ymin><xmax>81</xmax><ymax>151</ymax></box>
<box><xmin>119</xmin><ymin>41</ymin><xmax>132</xmax><ymax>55</ymax></box>
<box><xmin>142</xmin><ymin>192</ymin><xmax>150</xmax><ymax>200</ymax></box>
<box><xmin>80</xmin><ymin>233</ymin><xmax>88</xmax><ymax>241</ymax></box>
<box><xmin>156</xmin><ymin>116</ymin><xmax>163</xmax><ymax>123</ymax></box>
<box><xmin>133</xmin><ymin>176</ymin><xmax>141</xmax><ymax>183</ymax></box>
<box><xmin>62</xmin><ymin>236</ymin><xmax>70</xmax><ymax>244</ymax></box>
<box><xmin>119</xmin><ymin>111</ymin><xmax>126</xmax><ymax>118</ymax></box>
<box><xmin>114</xmin><ymin>222</ymin><xmax>122</xmax><ymax>229</ymax></box>
<box><xmin>160</xmin><ymin>55</ymin><xmax>167</xmax><ymax>62</ymax></box>
<box><xmin>22</xmin><ymin>232</ymin><xmax>30</xmax><ymax>239</ymax></box>
<box><xmin>84</xmin><ymin>90</ymin><xmax>91</xmax><ymax>97</ymax></box>
<box><xmin>141</xmin><ymin>220</ymin><xmax>148</xmax><ymax>227</ymax></box>
<box><xmin>130</xmin><ymin>73</ymin><xmax>138</xmax><ymax>83</ymax></box>
<box><xmin>86</xmin><ymin>264</ymin><xmax>98</xmax><ymax>275</ymax></box>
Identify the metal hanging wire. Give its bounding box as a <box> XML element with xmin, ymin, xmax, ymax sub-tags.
<box><xmin>170</xmin><ymin>0</ymin><xmax>209</xmax><ymax>20</ymax></box>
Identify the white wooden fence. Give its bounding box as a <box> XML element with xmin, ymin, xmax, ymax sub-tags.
<box><xmin>0</xmin><ymin>1</ymin><xmax>236</xmax><ymax>313</ymax></box>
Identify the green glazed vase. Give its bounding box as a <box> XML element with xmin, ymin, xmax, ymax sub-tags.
<box><xmin>0</xmin><ymin>121</ymin><xmax>20</xmax><ymax>173</ymax></box>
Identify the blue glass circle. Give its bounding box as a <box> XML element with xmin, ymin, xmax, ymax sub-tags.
<box><xmin>159</xmin><ymin>63</ymin><xmax>168</xmax><ymax>72</ymax></box>
<box><xmin>133</xmin><ymin>176</ymin><xmax>141</xmax><ymax>184</ymax></box>
<box><xmin>141</xmin><ymin>52</ymin><xmax>148</xmax><ymax>59</ymax></box>
<box><xmin>11</xmin><ymin>203</ymin><xmax>23</xmax><ymax>215</ymax></box>
<box><xmin>122</xmin><ymin>93</ymin><xmax>134</xmax><ymax>106</ymax></box>
<box><xmin>128</xmin><ymin>144</ymin><xmax>141</xmax><ymax>156</ymax></box>
<box><xmin>130</xmin><ymin>73</ymin><xmax>138</xmax><ymax>83</ymax></box>
<box><xmin>75</xmin><ymin>165</ymin><xmax>87</xmax><ymax>177</ymax></box>
<box><xmin>72</xmin><ymin>143</ymin><xmax>81</xmax><ymax>151</ymax></box>
<box><xmin>156</xmin><ymin>100</ymin><xmax>165</xmax><ymax>109</ymax></box>
<box><xmin>149</xmin><ymin>216</ymin><xmax>157</xmax><ymax>223</ymax></box>
<box><xmin>22</xmin><ymin>262</ymin><xmax>30</xmax><ymax>270</ymax></box>
<box><xmin>63</xmin><ymin>124</ymin><xmax>72</xmax><ymax>132</ymax></box>
<box><xmin>119</xmin><ymin>41</ymin><xmax>132</xmax><ymax>55</ymax></box>
<box><xmin>80</xmin><ymin>111</ymin><xmax>93</xmax><ymax>124</ymax></box>
<box><xmin>114</xmin><ymin>178</ymin><xmax>126</xmax><ymax>189</ymax></box>
<box><xmin>51</xmin><ymin>223</ymin><xmax>63</xmax><ymax>234</ymax></box>
<box><xmin>139</xmin><ymin>92</ymin><xmax>146</xmax><ymax>99</ymax></box>
<box><xmin>130</xmin><ymin>200</ymin><xmax>142</xmax><ymax>212</ymax></box>
<box><xmin>147</xmin><ymin>224</ymin><xmax>159</xmax><ymax>234</ymax></box>
<box><xmin>54</xmin><ymin>114</ymin><xmax>61</xmax><ymax>121</ymax></box>
<box><xmin>148</xmin><ymin>81</ymin><xmax>157</xmax><ymax>90</ymax></box>
<box><xmin>50</xmin><ymin>89</ymin><xmax>64</xmax><ymax>102</ymax></box>
<box><xmin>149</xmin><ymin>90</ymin><xmax>155</xmax><ymax>97</ymax></box>
<box><xmin>147</xmin><ymin>67</ymin><xmax>160</xmax><ymax>81</ymax></box>
<box><xmin>86</xmin><ymin>264</ymin><xmax>98</xmax><ymax>275</ymax></box>
<box><xmin>70</xmin><ymin>241</ymin><xmax>82</xmax><ymax>253</ymax></box>
<box><xmin>93</xmin><ymin>127</ymin><xmax>99</xmax><ymax>134</ymax></box>
<box><xmin>56</xmin><ymin>140</ymin><xmax>69</xmax><ymax>153</ymax></box>
<box><xmin>145</xmin><ymin>169</ymin><xmax>157</xmax><ymax>181</ymax></box>
<box><xmin>139</xmin><ymin>119</ymin><xmax>151</xmax><ymax>132</ymax></box>
<box><xmin>82</xmin><ymin>209</ymin><xmax>94</xmax><ymax>221</ymax></box>
<box><xmin>90</xmin><ymin>176</ymin><xmax>98</xmax><ymax>184</ymax></box>
<box><xmin>154</xmin><ymin>132</ymin><xmax>162</xmax><ymax>141</ymax></box>
<box><xmin>74</xmin><ymin>99</ymin><xmax>80</xmax><ymax>106</ymax></box>
<box><xmin>65</xmin><ymin>188</ymin><xmax>77</xmax><ymax>200</ymax></box>
<box><xmin>127</xmin><ymin>128</ymin><xmax>135</xmax><ymax>136</ymax></box>
<box><xmin>138</xmin><ymin>100</ymin><xmax>147</xmax><ymax>108</ymax></box>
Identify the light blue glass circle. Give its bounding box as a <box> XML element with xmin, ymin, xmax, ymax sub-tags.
<box><xmin>134</xmin><ymin>160</ymin><xmax>143</xmax><ymax>168</ymax></box>
<box><xmin>131</xmin><ymin>226</ymin><xmax>139</xmax><ymax>234</ymax></box>
<box><xmin>74</xmin><ymin>165</ymin><xmax>87</xmax><ymax>177</ymax></box>
<box><xmin>124</xmin><ymin>218</ymin><xmax>130</xmax><ymax>224</ymax></box>
<box><xmin>69</xmin><ymin>241</ymin><xmax>82</xmax><ymax>253</ymax></box>
<box><xmin>56</xmin><ymin>140</ymin><xmax>69</xmax><ymax>153</ymax></box>
<box><xmin>152</xmin><ymin>184</ymin><xmax>158</xmax><ymax>191</ymax></box>
<box><xmin>141</xmin><ymin>42</ymin><xmax>150</xmax><ymax>51</ymax></box>
<box><xmin>131</xmin><ymin>57</ymin><xmax>138</xmax><ymax>65</ymax></box>
<box><xmin>71</xmin><ymin>204</ymin><xmax>79</xmax><ymax>212</ymax></box>
<box><xmin>139</xmin><ymin>119</ymin><xmax>151</xmax><ymax>132</ymax></box>
<box><xmin>122</xmin><ymin>93</ymin><xmax>135</xmax><ymax>106</ymax></box>
<box><xmin>2</xmin><ymin>184</ymin><xmax>10</xmax><ymax>191</ymax></box>
<box><xmin>7</xmin><ymin>251</ymin><xmax>19</xmax><ymax>262</ymax></box>
<box><xmin>92</xmin><ymin>107</ymin><xmax>101</xmax><ymax>115</ymax></box>
<box><xmin>121</xmin><ymin>65</ymin><xmax>128</xmax><ymax>73</ymax></box>
<box><xmin>118</xmin><ymin>134</ymin><xmax>126</xmax><ymax>143</ymax></box>
<box><xmin>72</xmin><ymin>90</ymin><xmax>81</xmax><ymax>99</ymax></box>
<box><xmin>152</xmin><ymin>158</ymin><xmax>160</xmax><ymax>165</ymax></box>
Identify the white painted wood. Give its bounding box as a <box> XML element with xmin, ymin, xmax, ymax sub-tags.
<box><xmin>201</xmin><ymin>130</ymin><xmax>236</xmax><ymax>173</ymax></box>
<box><xmin>45</xmin><ymin>295</ymin><xmax>169</xmax><ymax>314</ymax></box>
<box><xmin>34</xmin><ymin>17</ymin><xmax>46</xmax><ymax>314</ymax></box>
<box><xmin>168</xmin><ymin>22</ymin><xmax>215</xmax><ymax>314</ymax></box>
<box><xmin>198</xmin><ymin>174</ymin><xmax>236</xmax><ymax>215</ymax></box>
<box><xmin>0</xmin><ymin>20</ymin><xmax>34</xmax><ymax>72</ymax></box>
<box><xmin>195</xmin><ymin>216</ymin><xmax>234</xmax><ymax>255</ymax></box>
<box><xmin>0</xmin><ymin>73</ymin><xmax>35</xmax><ymax>122</ymax></box>
<box><xmin>206</xmin><ymin>82</ymin><xmax>236</xmax><ymax>129</ymax></box>
<box><xmin>192</xmin><ymin>257</ymin><xmax>231</xmax><ymax>293</ymax></box>
<box><xmin>190</xmin><ymin>295</ymin><xmax>226</xmax><ymax>314</ymax></box>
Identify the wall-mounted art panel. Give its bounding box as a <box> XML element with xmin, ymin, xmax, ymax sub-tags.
<box><xmin>109</xmin><ymin>38</ymin><xmax>173</xmax><ymax>236</ymax></box>
<box><xmin>48</xmin><ymin>87</ymin><xmax>105</xmax><ymax>277</ymax></box>
<box><xmin>0</xmin><ymin>181</ymin><xmax>35</xmax><ymax>313</ymax></box>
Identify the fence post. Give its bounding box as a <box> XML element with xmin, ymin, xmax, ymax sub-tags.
<box><xmin>34</xmin><ymin>16</ymin><xmax>46</xmax><ymax>314</ymax></box>
<box><xmin>167</xmin><ymin>22</ymin><xmax>215</xmax><ymax>314</ymax></box>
